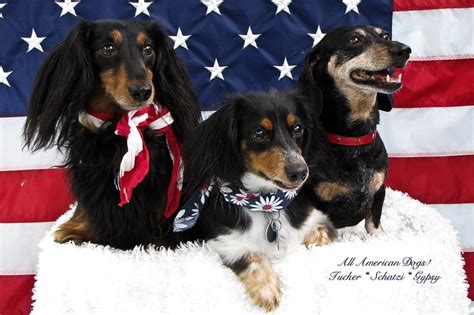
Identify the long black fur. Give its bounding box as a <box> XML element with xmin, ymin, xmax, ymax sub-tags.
<box><xmin>175</xmin><ymin>90</ymin><xmax>319</xmax><ymax>242</ymax></box>
<box><xmin>23</xmin><ymin>20</ymin><xmax>201</xmax><ymax>249</ymax></box>
<box><xmin>297</xmin><ymin>25</ymin><xmax>410</xmax><ymax>229</ymax></box>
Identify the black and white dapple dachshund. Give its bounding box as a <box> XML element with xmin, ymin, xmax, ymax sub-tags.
<box><xmin>297</xmin><ymin>25</ymin><xmax>411</xmax><ymax>234</ymax></box>
<box><xmin>23</xmin><ymin>20</ymin><xmax>201</xmax><ymax>249</ymax></box>
<box><xmin>173</xmin><ymin>91</ymin><xmax>336</xmax><ymax>311</ymax></box>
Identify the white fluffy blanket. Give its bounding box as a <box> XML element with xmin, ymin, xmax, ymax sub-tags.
<box><xmin>32</xmin><ymin>189</ymin><xmax>470</xmax><ymax>315</ymax></box>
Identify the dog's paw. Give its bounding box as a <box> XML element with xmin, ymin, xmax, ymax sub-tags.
<box><xmin>365</xmin><ymin>216</ymin><xmax>385</xmax><ymax>236</ymax></box>
<box><xmin>53</xmin><ymin>226</ymin><xmax>86</xmax><ymax>245</ymax></box>
<box><xmin>53</xmin><ymin>212</ymin><xmax>91</xmax><ymax>245</ymax></box>
<box><xmin>303</xmin><ymin>220</ymin><xmax>337</xmax><ymax>247</ymax></box>
<box><xmin>238</xmin><ymin>253</ymin><xmax>281</xmax><ymax>312</ymax></box>
<box><xmin>366</xmin><ymin>223</ymin><xmax>385</xmax><ymax>236</ymax></box>
<box><xmin>247</xmin><ymin>277</ymin><xmax>281</xmax><ymax>312</ymax></box>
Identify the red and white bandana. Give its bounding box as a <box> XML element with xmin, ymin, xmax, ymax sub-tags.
<box><xmin>79</xmin><ymin>104</ymin><xmax>183</xmax><ymax>218</ymax></box>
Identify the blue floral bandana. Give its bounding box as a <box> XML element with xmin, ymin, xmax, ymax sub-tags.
<box><xmin>173</xmin><ymin>179</ymin><xmax>299</xmax><ymax>232</ymax></box>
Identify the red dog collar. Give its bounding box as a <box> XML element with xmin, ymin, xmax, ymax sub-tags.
<box><xmin>326</xmin><ymin>131</ymin><xmax>377</xmax><ymax>146</ymax></box>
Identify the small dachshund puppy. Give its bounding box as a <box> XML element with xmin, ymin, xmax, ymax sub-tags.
<box><xmin>174</xmin><ymin>91</ymin><xmax>336</xmax><ymax>311</ymax></box>
<box><xmin>297</xmin><ymin>25</ymin><xmax>411</xmax><ymax>234</ymax></box>
<box><xmin>23</xmin><ymin>20</ymin><xmax>201</xmax><ymax>249</ymax></box>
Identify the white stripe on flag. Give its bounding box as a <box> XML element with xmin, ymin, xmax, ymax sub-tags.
<box><xmin>434</xmin><ymin>203</ymin><xmax>474</xmax><ymax>251</ymax></box>
<box><xmin>393</xmin><ymin>8</ymin><xmax>474</xmax><ymax>60</ymax></box>
<box><xmin>0</xmin><ymin>222</ymin><xmax>54</xmax><ymax>275</ymax></box>
<box><xmin>0</xmin><ymin>117</ymin><xmax>65</xmax><ymax>171</ymax></box>
<box><xmin>2</xmin><ymin>106</ymin><xmax>473</xmax><ymax>170</ymax></box>
<box><xmin>379</xmin><ymin>106</ymin><xmax>474</xmax><ymax>157</ymax></box>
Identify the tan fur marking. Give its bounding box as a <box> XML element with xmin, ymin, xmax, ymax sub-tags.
<box><xmin>99</xmin><ymin>56</ymin><xmax>154</xmax><ymax>110</ymax></box>
<box><xmin>110</xmin><ymin>29</ymin><xmax>122</xmax><ymax>44</ymax></box>
<box><xmin>374</xmin><ymin>27</ymin><xmax>384</xmax><ymax>34</ymax></box>
<box><xmin>237</xmin><ymin>253</ymin><xmax>281</xmax><ymax>312</ymax></box>
<box><xmin>240</xmin><ymin>140</ymin><xmax>247</xmax><ymax>151</ymax></box>
<box><xmin>370</xmin><ymin>171</ymin><xmax>385</xmax><ymax>192</ymax></box>
<box><xmin>315</xmin><ymin>181</ymin><xmax>350</xmax><ymax>201</ymax></box>
<box><xmin>137</xmin><ymin>32</ymin><xmax>147</xmax><ymax>45</ymax></box>
<box><xmin>87</xmin><ymin>88</ymin><xmax>116</xmax><ymax>113</ymax></box>
<box><xmin>260</xmin><ymin>118</ymin><xmax>273</xmax><ymax>131</ymax></box>
<box><xmin>327</xmin><ymin>44</ymin><xmax>395</xmax><ymax>122</ymax></box>
<box><xmin>287</xmin><ymin>113</ymin><xmax>296</xmax><ymax>126</ymax></box>
<box><xmin>356</xmin><ymin>29</ymin><xmax>367</xmax><ymax>36</ymax></box>
<box><xmin>100</xmin><ymin>64</ymin><xmax>129</xmax><ymax>105</ymax></box>
<box><xmin>303</xmin><ymin>224</ymin><xmax>336</xmax><ymax>247</ymax></box>
<box><xmin>100</xmin><ymin>63</ymin><xmax>155</xmax><ymax>110</ymax></box>
<box><xmin>348</xmin><ymin>89</ymin><xmax>377</xmax><ymax>122</ymax></box>
<box><xmin>245</xmin><ymin>147</ymin><xmax>288</xmax><ymax>183</ymax></box>
<box><xmin>53</xmin><ymin>206</ymin><xmax>93</xmax><ymax>244</ymax></box>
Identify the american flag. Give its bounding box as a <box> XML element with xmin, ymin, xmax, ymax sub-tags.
<box><xmin>0</xmin><ymin>0</ymin><xmax>472</xmax><ymax>313</ymax></box>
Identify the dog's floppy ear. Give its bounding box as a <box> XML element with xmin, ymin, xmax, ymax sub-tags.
<box><xmin>296</xmin><ymin>47</ymin><xmax>324</xmax><ymax>117</ymax></box>
<box><xmin>147</xmin><ymin>22</ymin><xmax>201</xmax><ymax>140</ymax></box>
<box><xmin>182</xmin><ymin>99</ymin><xmax>244</xmax><ymax>196</ymax></box>
<box><xmin>291</xmin><ymin>92</ymin><xmax>316</xmax><ymax>156</ymax></box>
<box><xmin>377</xmin><ymin>93</ymin><xmax>393</xmax><ymax>112</ymax></box>
<box><xmin>23</xmin><ymin>20</ymin><xmax>94</xmax><ymax>151</ymax></box>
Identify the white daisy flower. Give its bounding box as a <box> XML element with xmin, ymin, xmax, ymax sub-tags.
<box><xmin>219</xmin><ymin>180</ymin><xmax>232</xmax><ymax>194</ymax></box>
<box><xmin>249</xmin><ymin>195</ymin><xmax>283</xmax><ymax>212</ymax></box>
<box><xmin>229</xmin><ymin>193</ymin><xmax>250</xmax><ymax>206</ymax></box>
<box><xmin>238</xmin><ymin>189</ymin><xmax>256</xmax><ymax>199</ymax></box>
<box><xmin>173</xmin><ymin>223</ymin><xmax>188</xmax><ymax>231</ymax></box>
<box><xmin>284</xmin><ymin>189</ymin><xmax>298</xmax><ymax>199</ymax></box>
<box><xmin>174</xmin><ymin>209</ymin><xmax>186</xmax><ymax>220</ymax></box>
<box><xmin>200</xmin><ymin>183</ymin><xmax>213</xmax><ymax>204</ymax></box>
<box><xmin>190</xmin><ymin>204</ymin><xmax>200</xmax><ymax>217</ymax></box>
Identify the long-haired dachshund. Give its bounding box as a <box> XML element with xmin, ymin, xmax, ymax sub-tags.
<box><xmin>23</xmin><ymin>20</ymin><xmax>201</xmax><ymax>249</ymax></box>
<box><xmin>297</xmin><ymin>26</ymin><xmax>411</xmax><ymax>234</ymax></box>
<box><xmin>173</xmin><ymin>91</ymin><xmax>336</xmax><ymax>311</ymax></box>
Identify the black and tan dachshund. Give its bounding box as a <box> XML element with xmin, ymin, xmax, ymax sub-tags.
<box><xmin>23</xmin><ymin>20</ymin><xmax>201</xmax><ymax>249</ymax></box>
<box><xmin>175</xmin><ymin>91</ymin><xmax>336</xmax><ymax>311</ymax></box>
<box><xmin>297</xmin><ymin>25</ymin><xmax>411</xmax><ymax>234</ymax></box>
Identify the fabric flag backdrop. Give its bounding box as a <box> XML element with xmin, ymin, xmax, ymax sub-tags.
<box><xmin>0</xmin><ymin>0</ymin><xmax>472</xmax><ymax>313</ymax></box>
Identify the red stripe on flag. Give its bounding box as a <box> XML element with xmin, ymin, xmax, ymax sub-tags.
<box><xmin>386</xmin><ymin>156</ymin><xmax>474</xmax><ymax>204</ymax></box>
<box><xmin>394</xmin><ymin>0</ymin><xmax>474</xmax><ymax>11</ymax></box>
<box><xmin>464</xmin><ymin>252</ymin><xmax>474</xmax><ymax>300</ymax></box>
<box><xmin>0</xmin><ymin>275</ymin><xmax>34</xmax><ymax>315</ymax></box>
<box><xmin>394</xmin><ymin>59</ymin><xmax>474</xmax><ymax>108</ymax></box>
<box><xmin>0</xmin><ymin>169</ymin><xmax>73</xmax><ymax>223</ymax></box>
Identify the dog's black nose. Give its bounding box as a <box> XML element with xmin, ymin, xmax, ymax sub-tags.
<box><xmin>128</xmin><ymin>84</ymin><xmax>152</xmax><ymax>102</ymax></box>
<box><xmin>390</xmin><ymin>43</ymin><xmax>411</xmax><ymax>60</ymax></box>
<box><xmin>285</xmin><ymin>163</ymin><xmax>308</xmax><ymax>183</ymax></box>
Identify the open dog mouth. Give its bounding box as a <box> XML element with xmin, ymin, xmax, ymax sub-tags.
<box><xmin>350</xmin><ymin>68</ymin><xmax>403</xmax><ymax>92</ymax></box>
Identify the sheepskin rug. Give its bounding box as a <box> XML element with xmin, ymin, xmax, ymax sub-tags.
<box><xmin>31</xmin><ymin>189</ymin><xmax>470</xmax><ymax>315</ymax></box>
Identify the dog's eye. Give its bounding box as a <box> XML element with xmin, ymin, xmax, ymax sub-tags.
<box><xmin>143</xmin><ymin>45</ymin><xmax>154</xmax><ymax>57</ymax></box>
<box><xmin>349</xmin><ymin>36</ymin><xmax>361</xmax><ymax>44</ymax></box>
<box><xmin>251</xmin><ymin>128</ymin><xmax>266</xmax><ymax>142</ymax></box>
<box><xmin>382</xmin><ymin>33</ymin><xmax>390</xmax><ymax>40</ymax></box>
<box><xmin>101</xmin><ymin>45</ymin><xmax>118</xmax><ymax>57</ymax></box>
<box><xmin>293</xmin><ymin>124</ymin><xmax>304</xmax><ymax>137</ymax></box>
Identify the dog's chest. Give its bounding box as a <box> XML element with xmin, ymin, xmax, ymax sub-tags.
<box><xmin>335</xmin><ymin>145</ymin><xmax>387</xmax><ymax>192</ymax></box>
<box><xmin>208</xmin><ymin>208</ymin><xmax>323</xmax><ymax>264</ymax></box>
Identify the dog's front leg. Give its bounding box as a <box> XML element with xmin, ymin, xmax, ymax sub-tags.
<box><xmin>303</xmin><ymin>210</ymin><xmax>337</xmax><ymax>247</ymax></box>
<box><xmin>365</xmin><ymin>185</ymin><xmax>385</xmax><ymax>235</ymax></box>
<box><xmin>226</xmin><ymin>252</ymin><xmax>281</xmax><ymax>312</ymax></box>
<box><xmin>53</xmin><ymin>205</ymin><xmax>93</xmax><ymax>244</ymax></box>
